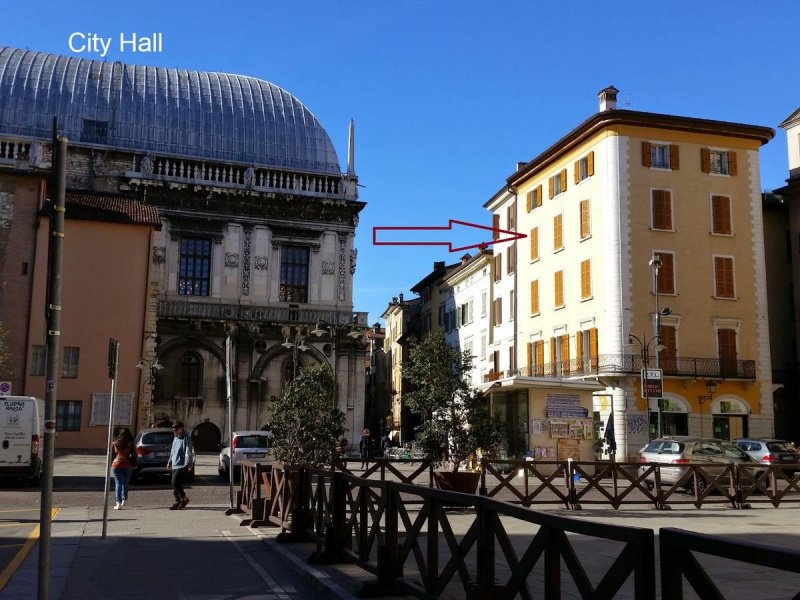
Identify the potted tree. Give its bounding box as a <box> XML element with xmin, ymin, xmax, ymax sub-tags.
<box><xmin>403</xmin><ymin>332</ymin><xmax>501</xmax><ymax>493</ymax></box>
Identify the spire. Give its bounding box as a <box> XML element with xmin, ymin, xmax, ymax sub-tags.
<box><xmin>346</xmin><ymin>118</ymin><xmax>356</xmax><ymax>177</ymax></box>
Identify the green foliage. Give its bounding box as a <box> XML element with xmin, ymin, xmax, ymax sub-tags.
<box><xmin>269</xmin><ymin>365</ymin><xmax>346</xmax><ymax>467</ymax></box>
<box><xmin>403</xmin><ymin>332</ymin><xmax>502</xmax><ymax>472</ymax></box>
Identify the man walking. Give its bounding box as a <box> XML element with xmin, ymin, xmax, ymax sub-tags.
<box><xmin>166</xmin><ymin>421</ymin><xmax>194</xmax><ymax>509</ymax></box>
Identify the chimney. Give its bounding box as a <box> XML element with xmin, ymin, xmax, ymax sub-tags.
<box><xmin>434</xmin><ymin>261</ymin><xmax>445</xmax><ymax>271</ymax></box>
<box><xmin>598</xmin><ymin>85</ymin><xmax>619</xmax><ymax>112</ymax></box>
<box><xmin>516</xmin><ymin>161</ymin><xmax>527</xmax><ymax>171</ymax></box>
<box><xmin>398</xmin><ymin>292</ymin><xmax>404</xmax><ymax>303</ymax></box>
<box><xmin>461</xmin><ymin>253</ymin><xmax>471</xmax><ymax>265</ymax></box>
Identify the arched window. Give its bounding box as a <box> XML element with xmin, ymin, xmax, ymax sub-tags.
<box><xmin>179</xmin><ymin>352</ymin><xmax>203</xmax><ymax>397</ymax></box>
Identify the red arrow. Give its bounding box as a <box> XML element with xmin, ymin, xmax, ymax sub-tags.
<box><xmin>373</xmin><ymin>220</ymin><xmax>527</xmax><ymax>253</ymax></box>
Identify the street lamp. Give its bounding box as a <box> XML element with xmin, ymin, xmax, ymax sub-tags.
<box><xmin>136</xmin><ymin>356</ymin><xmax>163</xmax><ymax>426</ymax></box>
<box><xmin>627</xmin><ymin>332</ymin><xmax>665</xmax><ymax>439</ymax></box>
<box><xmin>281</xmin><ymin>328</ymin><xmax>309</xmax><ymax>379</ymax></box>
<box><xmin>698</xmin><ymin>380</ymin><xmax>717</xmax><ymax>437</ymax></box>
<box><xmin>310</xmin><ymin>315</ymin><xmax>363</xmax><ymax>408</ymax></box>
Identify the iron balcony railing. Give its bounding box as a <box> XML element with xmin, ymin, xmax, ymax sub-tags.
<box><xmin>484</xmin><ymin>353</ymin><xmax>756</xmax><ymax>382</ymax></box>
<box><xmin>157</xmin><ymin>299</ymin><xmax>368</xmax><ymax>327</ymax></box>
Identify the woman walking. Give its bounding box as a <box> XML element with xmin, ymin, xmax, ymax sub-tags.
<box><xmin>359</xmin><ymin>428</ymin><xmax>373</xmax><ymax>469</ymax></box>
<box><xmin>111</xmin><ymin>429</ymin><xmax>136</xmax><ymax>510</ymax></box>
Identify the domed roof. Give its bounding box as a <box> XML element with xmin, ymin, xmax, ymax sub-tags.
<box><xmin>0</xmin><ymin>47</ymin><xmax>341</xmax><ymax>174</ymax></box>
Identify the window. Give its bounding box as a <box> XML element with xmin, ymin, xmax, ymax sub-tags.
<box><xmin>510</xmin><ymin>290</ymin><xmax>515</xmax><ymax>320</ymax></box>
<box><xmin>642</xmin><ymin>142</ymin><xmax>679</xmax><ymax>170</ymax></box>
<box><xmin>62</xmin><ymin>347</ymin><xmax>79</xmax><ymax>378</ymax></box>
<box><xmin>526</xmin><ymin>185</ymin><xmax>543</xmax><ymax>212</ymax></box>
<box><xmin>580</xmin><ymin>260</ymin><xmax>591</xmax><ymax>299</ymax></box>
<box><xmin>507</xmin><ymin>203</ymin><xmax>516</xmax><ymax>230</ymax></box>
<box><xmin>179</xmin><ymin>237</ymin><xmax>212</xmax><ymax>296</ymax></box>
<box><xmin>492</xmin><ymin>214</ymin><xmax>500</xmax><ymax>240</ymax></box>
<box><xmin>658</xmin><ymin>325</ymin><xmax>677</xmax><ymax>372</ymax></box>
<box><xmin>30</xmin><ymin>345</ymin><xmax>45</xmax><ymax>376</ymax></box>
<box><xmin>481</xmin><ymin>332</ymin><xmax>487</xmax><ymax>359</ymax></box>
<box><xmin>507</xmin><ymin>244</ymin><xmax>516</xmax><ymax>274</ymax></box>
<box><xmin>549</xmin><ymin>169</ymin><xmax>567</xmax><ymax>199</ymax></box>
<box><xmin>575</xmin><ymin>327</ymin><xmax>599</xmax><ymax>370</ymax></box>
<box><xmin>493</xmin><ymin>254</ymin><xmax>502</xmax><ymax>282</ymax></box>
<box><xmin>718</xmin><ymin>328</ymin><xmax>738</xmax><ymax>377</ymax></box>
<box><xmin>179</xmin><ymin>352</ymin><xmax>202</xmax><ymax>397</ymax></box>
<box><xmin>701</xmin><ymin>148</ymin><xmax>737</xmax><ymax>176</ymax></box>
<box><xmin>530</xmin><ymin>227</ymin><xmax>539</xmax><ymax>261</ymax></box>
<box><xmin>654</xmin><ymin>252</ymin><xmax>675</xmax><ymax>294</ymax></box>
<box><xmin>530</xmin><ymin>280</ymin><xmax>539</xmax><ymax>314</ymax></box>
<box><xmin>574</xmin><ymin>151</ymin><xmax>594</xmax><ymax>183</ymax></box>
<box><xmin>481</xmin><ymin>291</ymin><xmax>487</xmax><ymax>317</ymax></box>
<box><xmin>651</xmin><ymin>190</ymin><xmax>673</xmax><ymax>230</ymax></box>
<box><xmin>81</xmin><ymin>119</ymin><xmax>108</xmax><ymax>144</ymax></box>
<box><xmin>464</xmin><ymin>338</ymin><xmax>474</xmax><ymax>361</ymax></box>
<box><xmin>458</xmin><ymin>299</ymin><xmax>474</xmax><ymax>327</ymax></box>
<box><xmin>553</xmin><ymin>334</ymin><xmax>570</xmax><ymax>375</ymax></box>
<box><xmin>711</xmin><ymin>195</ymin><xmax>732</xmax><ymax>234</ymax></box>
<box><xmin>438</xmin><ymin>304</ymin><xmax>445</xmax><ymax>327</ymax></box>
<box><xmin>579</xmin><ymin>200</ymin><xmax>591</xmax><ymax>239</ymax></box>
<box><xmin>554</xmin><ymin>270</ymin><xmax>564</xmax><ymax>308</ymax></box>
<box><xmin>493</xmin><ymin>298</ymin><xmax>503</xmax><ymax>326</ymax></box>
<box><xmin>528</xmin><ymin>340</ymin><xmax>544</xmax><ymax>376</ymax></box>
<box><xmin>553</xmin><ymin>214</ymin><xmax>563</xmax><ymax>251</ymax></box>
<box><xmin>56</xmin><ymin>400</ymin><xmax>82</xmax><ymax>432</ymax></box>
<box><xmin>280</xmin><ymin>245</ymin><xmax>310</xmax><ymax>302</ymax></box>
<box><xmin>714</xmin><ymin>256</ymin><xmax>735</xmax><ymax>298</ymax></box>
<box><xmin>508</xmin><ymin>345</ymin><xmax>515</xmax><ymax>372</ymax></box>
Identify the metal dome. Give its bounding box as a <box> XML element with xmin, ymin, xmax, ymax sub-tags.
<box><xmin>0</xmin><ymin>47</ymin><xmax>342</xmax><ymax>174</ymax></box>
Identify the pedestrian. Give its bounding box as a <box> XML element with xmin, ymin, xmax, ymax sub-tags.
<box><xmin>110</xmin><ymin>428</ymin><xmax>136</xmax><ymax>510</ymax></box>
<box><xmin>359</xmin><ymin>428</ymin><xmax>373</xmax><ymax>469</ymax></box>
<box><xmin>380</xmin><ymin>432</ymin><xmax>391</xmax><ymax>456</ymax></box>
<box><xmin>166</xmin><ymin>421</ymin><xmax>194</xmax><ymax>510</ymax></box>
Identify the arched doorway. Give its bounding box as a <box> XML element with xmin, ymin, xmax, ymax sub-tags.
<box><xmin>192</xmin><ymin>420</ymin><xmax>222</xmax><ymax>451</ymax></box>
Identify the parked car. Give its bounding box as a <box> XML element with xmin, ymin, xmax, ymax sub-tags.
<box><xmin>133</xmin><ymin>427</ymin><xmax>195</xmax><ymax>482</ymax></box>
<box><xmin>638</xmin><ymin>436</ymin><xmax>757</xmax><ymax>493</ymax></box>
<box><xmin>734</xmin><ymin>438</ymin><xmax>800</xmax><ymax>471</ymax></box>
<box><xmin>218</xmin><ymin>430</ymin><xmax>273</xmax><ymax>480</ymax></box>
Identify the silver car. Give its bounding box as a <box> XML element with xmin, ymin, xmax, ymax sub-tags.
<box><xmin>218</xmin><ymin>430</ymin><xmax>273</xmax><ymax>479</ymax></box>
<box><xmin>638</xmin><ymin>436</ymin><xmax>756</xmax><ymax>493</ymax></box>
<box><xmin>133</xmin><ymin>427</ymin><xmax>195</xmax><ymax>482</ymax></box>
<box><xmin>734</xmin><ymin>438</ymin><xmax>800</xmax><ymax>472</ymax></box>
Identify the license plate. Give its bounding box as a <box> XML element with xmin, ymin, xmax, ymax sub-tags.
<box><xmin>247</xmin><ymin>453</ymin><xmax>266</xmax><ymax>459</ymax></box>
<box><xmin>155</xmin><ymin>452</ymin><xmax>169</xmax><ymax>457</ymax></box>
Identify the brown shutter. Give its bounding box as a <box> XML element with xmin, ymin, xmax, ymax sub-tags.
<box><xmin>548</xmin><ymin>176</ymin><xmax>554</xmax><ymax>199</ymax></box>
<box><xmin>588</xmin><ymin>151</ymin><xmax>595</xmax><ymax>176</ymax></box>
<box><xmin>574</xmin><ymin>160</ymin><xmax>580</xmax><ymax>184</ymax></box>
<box><xmin>526</xmin><ymin>190</ymin><xmax>532</xmax><ymax>212</ymax></box>
<box><xmin>554</xmin><ymin>214</ymin><xmax>563</xmax><ymax>250</ymax></box>
<box><xmin>530</xmin><ymin>227</ymin><xmax>538</xmax><ymax>261</ymax></box>
<box><xmin>701</xmin><ymin>148</ymin><xmax>711</xmax><ymax>173</ymax></box>
<box><xmin>527</xmin><ymin>342</ymin><xmax>533</xmax><ymax>372</ymax></box>
<box><xmin>589</xmin><ymin>327</ymin><xmax>598</xmax><ymax>369</ymax></box>
<box><xmin>728</xmin><ymin>151</ymin><xmax>737</xmax><ymax>176</ymax></box>
<box><xmin>560</xmin><ymin>335</ymin><xmax>570</xmax><ymax>374</ymax></box>
<box><xmin>653</xmin><ymin>190</ymin><xmax>672</xmax><ymax>230</ymax></box>
<box><xmin>555</xmin><ymin>270</ymin><xmax>564</xmax><ymax>306</ymax></box>
<box><xmin>669</xmin><ymin>144</ymin><xmax>680</xmax><ymax>170</ymax></box>
<box><xmin>497</xmin><ymin>297</ymin><xmax>503</xmax><ymax>323</ymax></box>
<box><xmin>714</xmin><ymin>257</ymin><xmax>734</xmax><ymax>297</ymax></box>
<box><xmin>656</xmin><ymin>253</ymin><xmax>675</xmax><ymax>294</ymax></box>
<box><xmin>712</xmin><ymin>196</ymin><xmax>729</xmax><ymax>234</ymax></box>
<box><xmin>492</xmin><ymin>213</ymin><xmax>500</xmax><ymax>239</ymax></box>
<box><xmin>581</xmin><ymin>259</ymin><xmax>591</xmax><ymax>298</ymax></box>
<box><xmin>560</xmin><ymin>169</ymin><xmax>567</xmax><ymax>192</ymax></box>
<box><xmin>536</xmin><ymin>185</ymin><xmax>543</xmax><ymax>207</ymax></box>
<box><xmin>530</xmin><ymin>280</ymin><xmax>538</xmax><ymax>313</ymax></box>
<box><xmin>550</xmin><ymin>337</ymin><xmax>557</xmax><ymax>366</ymax></box>
<box><xmin>576</xmin><ymin>331</ymin><xmax>583</xmax><ymax>362</ymax></box>
<box><xmin>535</xmin><ymin>341</ymin><xmax>544</xmax><ymax>376</ymax></box>
<box><xmin>580</xmin><ymin>199</ymin><xmax>590</xmax><ymax>238</ymax></box>
<box><xmin>642</xmin><ymin>141</ymin><xmax>652</xmax><ymax>167</ymax></box>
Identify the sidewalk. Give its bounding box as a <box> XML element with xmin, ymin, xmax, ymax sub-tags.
<box><xmin>0</xmin><ymin>503</ymin><xmax>356</xmax><ymax>600</ymax></box>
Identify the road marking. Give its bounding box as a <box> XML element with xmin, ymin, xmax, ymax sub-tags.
<box><xmin>0</xmin><ymin>544</ymin><xmax>25</xmax><ymax>549</ymax></box>
<box><xmin>0</xmin><ymin>508</ymin><xmax>59</xmax><ymax>592</ymax></box>
<box><xmin>0</xmin><ymin>509</ymin><xmax>39</xmax><ymax>514</ymax></box>
<box><xmin>0</xmin><ymin>523</ymin><xmax>39</xmax><ymax>528</ymax></box>
<box><xmin>221</xmin><ymin>530</ymin><xmax>291</xmax><ymax>600</ymax></box>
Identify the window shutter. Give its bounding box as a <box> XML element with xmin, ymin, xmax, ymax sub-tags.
<box><xmin>580</xmin><ymin>200</ymin><xmax>590</xmax><ymax>238</ymax></box>
<box><xmin>701</xmin><ymin>148</ymin><xmax>711</xmax><ymax>173</ymax></box>
<box><xmin>576</xmin><ymin>331</ymin><xmax>583</xmax><ymax>362</ymax></box>
<box><xmin>581</xmin><ymin>259</ymin><xmax>591</xmax><ymax>298</ymax></box>
<box><xmin>526</xmin><ymin>190</ymin><xmax>532</xmax><ymax>212</ymax></box>
<box><xmin>652</xmin><ymin>190</ymin><xmax>672</xmax><ymax>230</ymax></box>
<box><xmin>536</xmin><ymin>185</ymin><xmax>543</xmax><ymax>207</ymax></box>
<box><xmin>574</xmin><ymin>160</ymin><xmax>580</xmax><ymax>184</ymax></box>
<box><xmin>589</xmin><ymin>327</ymin><xmax>598</xmax><ymax>358</ymax></box>
<box><xmin>535</xmin><ymin>341</ymin><xmax>544</xmax><ymax>376</ymax></box>
<box><xmin>555</xmin><ymin>270</ymin><xmax>564</xmax><ymax>306</ymax></box>
<box><xmin>727</xmin><ymin>151</ymin><xmax>737</xmax><ymax>176</ymax></box>
<box><xmin>642</xmin><ymin>141</ymin><xmax>652</xmax><ymax>167</ymax></box>
<box><xmin>712</xmin><ymin>196</ymin><xmax>731</xmax><ymax>234</ymax></box>
<box><xmin>548</xmin><ymin>177</ymin><xmax>554</xmax><ymax>199</ymax></box>
<box><xmin>588</xmin><ymin>151</ymin><xmax>595</xmax><ymax>176</ymax></box>
<box><xmin>554</xmin><ymin>214</ymin><xmax>563</xmax><ymax>250</ymax></box>
<box><xmin>492</xmin><ymin>213</ymin><xmax>500</xmax><ymax>239</ymax></box>
<box><xmin>560</xmin><ymin>335</ymin><xmax>570</xmax><ymax>374</ymax></box>
<box><xmin>560</xmin><ymin>169</ymin><xmax>567</xmax><ymax>192</ymax></box>
<box><xmin>530</xmin><ymin>227</ymin><xmax>538</xmax><ymax>261</ymax></box>
<box><xmin>530</xmin><ymin>280</ymin><xmax>539</xmax><ymax>313</ymax></box>
<box><xmin>669</xmin><ymin>144</ymin><xmax>680</xmax><ymax>170</ymax></box>
<box><xmin>714</xmin><ymin>257</ymin><xmax>734</xmax><ymax>297</ymax></box>
<box><xmin>527</xmin><ymin>342</ymin><xmax>533</xmax><ymax>371</ymax></box>
<box><xmin>550</xmin><ymin>337</ymin><xmax>556</xmax><ymax>366</ymax></box>
<box><xmin>497</xmin><ymin>297</ymin><xmax>503</xmax><ymax>323</ymax></box>
<box><xmin>656</xmin><ymin>253</ymin><xmax>675</xmax><ymax>294</ymax></box>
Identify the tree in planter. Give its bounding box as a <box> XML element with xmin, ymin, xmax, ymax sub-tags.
<box><xmin>269</xmin><ymin>365</ymin><xmax>346</xmax><ymax>467</ymax></box>
<box><xmin>403</xmin><ymin>332</ymin><xmax>501</xmax><ymax>473</ymax></box>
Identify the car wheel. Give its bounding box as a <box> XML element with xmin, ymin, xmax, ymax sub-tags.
<box><xmin>689</xmin><ymin>476</ymin><xmax>707</xmax><ymax>496</ymax></box>
<box><xmin>218</xmin><ymin>466</ymin><xmax>226</xmax><ymax>480</ymax></box>
<box><xmin>644</xmin><ymin>480</ymin><xmax>654</xmax><ymax>491</ymax></box>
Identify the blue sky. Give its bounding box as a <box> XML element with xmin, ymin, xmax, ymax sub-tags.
<box><xmin>3</xmin><ymin>1</ymin><xmax>797</xmax><ymax>324</ymax></box>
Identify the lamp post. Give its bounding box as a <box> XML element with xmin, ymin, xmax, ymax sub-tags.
<box><xmin>311</xmin><ymin>315</ymin><xmax>362</xmax><ymax>409</ymax></box>
<box><xmin>136</xmin><ymin>356</ymin><xmax>163</xmax><ymax>426</ymax></box>
<box><xmin>627</xmin><ymin>332</ymin><xmax>663</xmax><ymax>439</ymax></box>
<box><xmin>281</xmin><ymin>327</ymin><xmax>310</xmax><ymax>379</ymax></box>
<box><xmin>648</xmin><ymin>254</ymin><xmax>664</xmax><ymax>438</ymax></box>
<box><xmin>698</xmin><ymin>380</ymin><xmax>717</xmax><ymax>437</ymax></box>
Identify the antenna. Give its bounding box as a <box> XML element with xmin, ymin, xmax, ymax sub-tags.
<box><xmin>625</xmin><ymin>93</ymin><xmax>632</xmax><ymax>109</ymax></box>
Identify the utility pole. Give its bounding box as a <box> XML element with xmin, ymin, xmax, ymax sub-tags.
<box><xmin>38</xmin><ymin>123</ymin><xmax>67</xmax><ymax>600</ymax></box>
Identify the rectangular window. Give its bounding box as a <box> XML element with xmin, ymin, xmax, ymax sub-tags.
<box><xmin>554</xmin><ymin>214</ymin><xmax>563</xmax><ymax>251</ymax></box>
<box><xmin>655</xmin><ymin>252</ymin><xmax>675</xmax><ymax>294</ymax></box>
<box><xmin>30</xmin><ymin>345</ymin><xmax>46</xmax><ymax>376</ymax></box>
<box><xmin>526</xmin><ymin>185</ymin><xmax>543</xmax><ymax>212</ymax></box>
<box><xmin>481</xmin><ymin>292</ymin><xmax>487</xmax><ymax>317</ymax></box>
<box><xmin>56</xmin><ymin>400</ymin><xmax>82</xmax><ymax>432</ymax></box>
<box><xmin>651</xmin><ymin>190</ymin><xmax>673</xmax><ymax>230</ymax></box>
<box><xmin>481</xmin><ymin>332</ymin><xmax>487</xmax><ymax>359</ymax></box>
<box><xmin>492</xmin><ymin>214</ymin><xmax>500</xmax><ymax>240</ymax></box>
<box><xmin>574</xmin><ymin>151</ymin><xmax>594</xmax><ymax>183</ymax></box>
<box><xmin>508</xmin><ymin>345</ymin><xmax>515</xmax><ymax>372</ymax></box>
<box><xmin>438</xmin><ymin>304</ymin><xmax>445</xmax><ymax>327</ymax></box>
<box><xmin>62</xmin><ymin>347</ymin><xmax>79</xmax><ymax>378</ymax></box>
<box><xmin>580</xmin><ymin>259</ymin><xmax>591</xmax><ymax>299</ymax></box>
<box><xmin>530</xmin><ymin>280</ymin><xmax>539</xmax><ymax>314</ymax></box>
<box><xmin>659</xmin><ymin>325</ymin><xmax>677</xmax><ymax>372</ymax></box>
<box><xmin>178</xmin><ymin>237</ymin><xmax>212</xmax><ymax>296</ymax></box>
<box><xmin>702</xmin><ymin>148</ymin><xmax>737</xmax><ymax>176</ymax></box>
<box><xmin>507</xmin><ymin>203</ymin><xmax>516</xmax><ymax>230</ymax></box>
<box><xmin>530</xmin><ymin>227</ymin><xmax>539</xmax><ymax>261</ymax></box>
<box><xmin>507</xmin><ymin>244</ymin><xmax>516</xmax><ymax>274</ymax></box>
<box><xmin>530</xmin><ymin>340</ymin><xmax>545</xmax><ymax>377</ymax></box>
<box><xmin>643</xmin><ymin>142</ymin><xmax>679</xmax><ymax>170</ymax></box>
<box><xmin>718</xmin><ymin>328</ymin><xmax>738</xmax><ymax>377</ymax></box>
<box><xmin>714</xmin><ymin>256</ymin><xmax>735</xmax><ymax>298</ymax></box>
<box><xmin>510</xmin><ymin>290</ymin><xmax>515</xmax><ymax>320</ymax></box>
<box><xmin>711</xmin><ymin>195</ymin><xmax>732</xmax><ymax>234</ymax></box>
<box><xmin>549</xmin><ymin>169</ymin><xmax>567</xmax><ymax>199</ymax></box>
<box><xmin>493</xmin><ymin>298</ymin><xmax>503</xmax><ymax>326</ymax></box>
<box><xmin>579</xmin><ymin>200</ymin><xmax>590</xmax><ymax>239</ymax></box>
<box><xmin>280</xmin><ymin>245</ymin><xmax>310</xmax><ymax>302</ymax></box>
<box><xmin>494</xmin><ymin>254</ymin><xmax>502</xmax><ymax>282</ymax></box>
<box><xmin>554</xmin><ymin>270</ymin><xmax>564</xmax><ymax>308</ymax></box>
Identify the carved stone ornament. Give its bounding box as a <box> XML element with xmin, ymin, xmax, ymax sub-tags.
<box><xmin>140</xmin><ymin>154</ymin><xmax>153</xmax><ymax>175</ymax></box>
<box><xmin>243</xmin><ymin>166</ymin><xmax>255</xmax><ymax>189</ymax></box>
<box><xmin>152</xmin><ymin>246</ymin><xmax>166</xmax><ymax>263</ymax></box>
<box><xmin>255</xmin><ymin>256</ymin><xmax>268</xmax><ymax>271</ymax></box>
<box><xmin>322</xmin><ymin>260</ymin><xmax>335</xmax><ymax>274</ymax></box>
<box><xmin>350</xmin><ymin>248</ymin><xmax>358</xmax><ymax>275</ymax></box>
<box><xmin>225</xmin><ymin>253</ymin><xmax>239</xmax><ymax>268</ymax></box>
<box><xmin>28</xmin><ymin>142</ymin><xmax>43</xmax><ymax>167</ymax></box>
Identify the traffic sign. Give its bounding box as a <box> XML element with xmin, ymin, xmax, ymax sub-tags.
<box><xmin>641</xmin><ymin>368</ymin><xmax>663</xmax><ymax>398</ymax></box>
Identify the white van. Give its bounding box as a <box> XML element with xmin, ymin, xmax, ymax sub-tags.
<box><xmin>0</xmin><ymin>396</ymin><xmax>44</xmax><ymax>483</ymax></box>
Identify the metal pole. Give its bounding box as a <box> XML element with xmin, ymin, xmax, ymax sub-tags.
<box><xmin>38</xmin><ymin>130</ymin><xmax>66</xmax><ymax>600</ymax></box>
<box><xmin>102</xmin><ymin>339</ymin><xmax>119</xmax><ymax>539</ymax></box>
<box><xmin>654</xmin><ymin>264</ymin><xmax>663</xmax><ymax>438</ymax></box>
<box><xmin>226</xmin><ymin>335</ymin><xmax>234</xmax><ymax>508</ymax></box>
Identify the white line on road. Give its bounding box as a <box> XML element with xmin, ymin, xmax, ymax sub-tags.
<box><xmin>221</xmin><ymin>529</ymin><xmax>291</xmax><ymax>600</ymax></box>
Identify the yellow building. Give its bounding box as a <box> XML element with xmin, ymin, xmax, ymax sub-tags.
<box><xmin>381</xmin><ymin>294</ymin><xmax>420</xmax><ymax>442</ymax></box>
<box><xmin>486</xmin><ymin>86</ymin><xmax>774</xmax><ymax>459</ymax></box>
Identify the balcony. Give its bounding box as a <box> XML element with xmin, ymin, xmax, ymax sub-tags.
<box><xmin>515</xmin><ymin>354</ymin><xmax>756</xmax><ymax>381</ymax></box>
<box><xmin>157</xmin><ymin>300</ymin><xmax>368</xmax><ymax>327</ymax></box>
